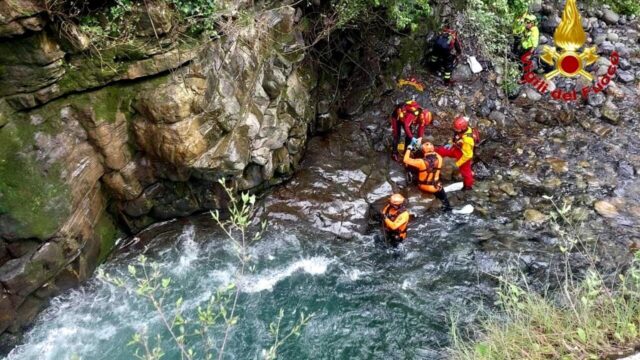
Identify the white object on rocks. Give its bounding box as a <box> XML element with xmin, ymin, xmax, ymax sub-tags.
<box><xmin>444</xmin><ymin>182</ymin><xmax>464</xmax><ymax>193</ymax></box>
<box><xmin>453</xmin><ymin>204</ymin><xmax>474</xmax><ymax>215</ymax></box>
<box><xmin>467</xmin><ymin>56</ymin><xmax>483</xmax><ymax>73</ymax></box>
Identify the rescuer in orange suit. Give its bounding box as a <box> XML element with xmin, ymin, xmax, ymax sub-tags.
<box><xmin>435</xmin><ymin>116</ymin><xmax>477</xmax><ymax>190</ymax></box>
<box><xmin>403</xmin><ymin>142</ymin><xmax>452</xmax><ymax>212</ymax></box>
<box><xmin>381</xmin><ymin>194</ymin><xmax>410</xmax><ymax>245</ymax></box>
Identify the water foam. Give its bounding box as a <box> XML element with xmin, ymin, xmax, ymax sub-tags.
<box><xmin>240</xmin><ymin>257</ymin><xmax>332</xmax><ymax>293</ymax></box>
<box><xmin>173</xmin><ymin>225</ymin><xmax>199</xmax><ymax>275</ymax></box>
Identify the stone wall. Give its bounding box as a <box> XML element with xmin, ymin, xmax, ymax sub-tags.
<box><xmin>0</xmin><ymin>1</ymin><xmax>315</xmax><ymax>350</ymax></box>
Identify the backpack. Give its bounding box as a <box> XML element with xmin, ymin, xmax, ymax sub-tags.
<box><xmin>471</xmin><ymin>127</ymin><xmax>481</xmax><ymax>146</ymax></box>
<box><xmin>435</xmin><ymin>33</ymin><xmax>453</xmax><ymax>51</ymax></box>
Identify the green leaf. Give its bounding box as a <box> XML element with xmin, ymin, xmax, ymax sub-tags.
<box><xmin>475</xmin><ymin>343</ymin><xmax>489</xmax><ymax>356</ymax></box>
<box><xmin>577</xmin><ymin>328</ymin><xmax>587</xmax><ymax>343</ymax></box>
<box><xmin>162</xmin><ymin>278</ymin><xmax>171</xmax><ymax>288</ymax></box>
<box><xmin>128</xmin><ymin>264</ymin><xmax>136</xmax><ymax>276</ymax></box>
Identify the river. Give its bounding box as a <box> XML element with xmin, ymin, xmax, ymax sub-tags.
<box><xmin>6</xmin><ymin>79</ymin><xmax>639</xmax><ymax>359</ymax></box>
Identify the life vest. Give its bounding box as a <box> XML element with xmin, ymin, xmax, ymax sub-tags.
<box><xmin>382</xmin><ymin>204</ymin><xmax>409</xmax><ymax>239</ymax></box>
<box><xmin>417</xmin><ymin>153</ymin><xmax>442</xmax><ymax>186</ymax></box>
<box><xmin>454</xmin><ymin>127</ymin><xmax>480</xmax><ymax>148</ymax></box>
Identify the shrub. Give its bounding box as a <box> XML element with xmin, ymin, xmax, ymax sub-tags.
<box><xmin>450</xmin><ymin>197</ymin><xmax>640</xmax><ymax>359</ymax></box>
<box><xmin>332</xmin><ymin>0</ymin><xmax>431</xmax><ymax>31</ymax></box>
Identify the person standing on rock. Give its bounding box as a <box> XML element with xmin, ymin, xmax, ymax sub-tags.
<box><xmin>435</xmin><ymin>116</ymin><xmax>478</xmax><ymax>191</ymax></box>
<box><xmin>426</xmin><ymin>25</ymin><xmax>462</xmax><ymax>84</ymax></box>
<box><xmin>381</xmin><ymin>194</ymin><xmax>410</xmax><ymax>245</ymax></box>
<box><xmin>403</xmin><ymin>142</ymin><xmax>452</xmax><ymax>212</ymax></box>
<box><xmin>390</xmin><ymin>100</ymin><xmax>433</xmax><ymax>162</ymax></box>
<box><xmin>513</xmin><ymin>14</ymin><xmax>539</xmax><ymax>59</ymax></box>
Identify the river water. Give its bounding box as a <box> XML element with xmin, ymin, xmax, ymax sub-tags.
<box><xmin>7</xmin><ymin>80</ymin><xmax>640</xmax><ymax>359</ymax></box>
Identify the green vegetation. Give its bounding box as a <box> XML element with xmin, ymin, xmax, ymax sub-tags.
<box><xmin>99</xmin><ymin>180</ymin><xmax>312</xmax><ymax>359</ymax></box>
<box><xmin>332</xmin><ymin>0</ymin><xmax>431</xmax><ymax>31</ymax></box>
<box><xmin>599</xmin><ymin>0</ymin><xmax>640</xmax><ymax>15</ymax></box>
<box><xmin>95</xmin><ymin>213</ymin><xmax>120</xmax><ymax>263</ymax></box>
<box><xmin>451</xmin><ymin>198</ymin><xmax>640</xmax><ymax>359</ymax></box>
<box><xmin>452</xmin><ymin>256</ymin><xmax>640</xmax><ymax>359</ymax></box>
<box><xmin>462</xmin><ymin>0</ymin><xmax>530</xmax><ymax>94</ymax></box>
<box><xmin>0</xmin><ymin>121</ymin><xmax>71</xmax><ymax>240</ymax></box>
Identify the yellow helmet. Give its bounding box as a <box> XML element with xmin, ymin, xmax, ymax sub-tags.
<box><xmin>389</xmin><ymin>194</ymin><xmax>405</xmax><ymax>206</ymax></box>
<box><xmin>422</xmin><ymin>142</ymin><xmax>435</xmax><ymax>154</ymax></box>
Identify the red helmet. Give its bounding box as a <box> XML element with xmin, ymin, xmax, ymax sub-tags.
<box><xmin>453</xmin><ymin>116</ymin><xmax>469</xmax><ymax>132</ymax></box>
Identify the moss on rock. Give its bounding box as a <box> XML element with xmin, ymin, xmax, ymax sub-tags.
<box><xmin>0</xmin><ymin>121</ymin><xmax>71</xmax><ymax>240</ymax></box>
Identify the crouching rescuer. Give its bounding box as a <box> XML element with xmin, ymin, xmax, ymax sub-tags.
<box><xmin>403</xmin><ymin>142</ymin><xmax>452</xmax><ymax>212</ymax></box>
<box><xmin>381</xmin><ymin>194</ymin><xmax>410</xmax><ymax>245</ymax></box>
<box><xmin>435</xmin><ymin>116</ymin><xmax>478</xmax><ymax>190</ymax></box>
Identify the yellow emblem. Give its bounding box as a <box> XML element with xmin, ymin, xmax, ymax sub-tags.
<box><xmin>541</xmin><ymin>0</ymin><xmax>598</xmax><ymax>81</ymax></box>
<box><xmin>397</xmin><ymin>78</ymin><xmax>425</xmax><ymax>92</ymax></box>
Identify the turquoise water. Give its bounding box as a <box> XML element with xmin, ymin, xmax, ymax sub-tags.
<box><xmin>6</xmin><ymin>213</ymin><xmax>502</xmax><ymax>360</ymax></box>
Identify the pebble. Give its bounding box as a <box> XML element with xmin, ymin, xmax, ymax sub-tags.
<box><xmin>617</xmin><ymin>70</ymin><xmax>635</xmax><ymax>84</ymax></box>
<box><xmin>601</xmin><ymin>101</ymin><xmax>620</xmax><ymax>124</ymax></box>
<box><xmin>602</xmin><ymin>9</ymin><xmax>620</xmax><ymax>25</ymax></box>
<box><xmin>594</xmin><ymin>200</ymin><xmax>618</xmax><ymax>218</ymax></box>
<box><xmin>499</xmin><ymin>182</ymin><xmax>517</xmax><ymax>197</ymax></box>
<box><xmin>524</xmin><ymin>209</ymin><xmax>548</xmax><ymax>224</ymax></box>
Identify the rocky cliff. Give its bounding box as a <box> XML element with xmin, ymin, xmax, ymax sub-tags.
<box><xmin>0</xmin><ymin>1</ymin><xmax>317</xmax><ymax>346</ymax></box>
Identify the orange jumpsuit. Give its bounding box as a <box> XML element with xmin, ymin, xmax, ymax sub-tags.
<box><xmin>382</xmin><ymin>204</ymin><xmax>410</xmax><ymax>243</ymax></box>
<box><xmin>403</xmin><ymin>150</ymin><xmax>451</xmax><ymax>210</ymax></box>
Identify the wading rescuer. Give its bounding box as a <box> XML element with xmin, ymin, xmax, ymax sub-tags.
<box><xmin>391</xmin><ymin>100</ymin><xmax>433</xmax><ymax>161</ymax></box>
<box><xmin>381</xmin><ymin>194</ymin><xmax>410</xmax><ymax>245</ymax></box>
<box><xmin>435</xmin><ymin>116</ymin><xmax>478</xmax><ymax>191</ymax></box>
<box><xmin>403</xmin><ymin>142</ymin><xmax>452</xmax><ymax>212</ymax></box>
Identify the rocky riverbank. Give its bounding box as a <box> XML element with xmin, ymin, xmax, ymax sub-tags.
<box><xmin>0</xmin><ymin>0</ymin><xmax>639</xmax><ymax>355</ymax></box>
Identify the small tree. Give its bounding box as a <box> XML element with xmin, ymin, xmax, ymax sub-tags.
<box><xmin>99</xmin><ymin>179</ymin><xmax>312</xmax><ymax>359</ymax></box>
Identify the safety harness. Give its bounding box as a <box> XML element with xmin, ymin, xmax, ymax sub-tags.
<box><xmin>417</xmin><ymin>154</ymin><xmax>442</xmax><ymax>186</ymax></box>
<box><xmin>383</xmin><ymin>204</ymin><xmax>408</xmax><ymax>239</ymax></box>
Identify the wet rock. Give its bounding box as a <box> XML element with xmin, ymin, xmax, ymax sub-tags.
<box><xmin>601</xmin><ymin>101</ymin><xmax>620</xmax><ymax>124</ymax></box>
<box><xmin>133</xmin><ymin>0</ymin><xmax>173</xmax><ymax>36</ymax></box>
<box><xmin>488</xmin><ymin>110</ymin><xmax>506</xmax><ymax>127</ymax></box>
<box><xmin>0</xmin><ymin>291</ymin><xmax>15</xmax><ymax>334</ymax></box>
<box><xmin>524</xmin><ymin>209</ymin><xmax>548</xmax><ymax>224</ymax></box>
<box><xmin>499</xmin><ymin>182</ymin><xmax>517</xmax><ymax>197</ymax></box>
<box><xmin>617</xmin><ymin>71</ymin><xmax>635</xmax><ymax>84</ymax></box>
<box><xmin>134</xmin><ymin>115</ymin><xmax>208</xmax><ymax>166</ymax></box>
<box><xmin>547</xmin><ymin>158</ymin><xmax>568</xmax><ymax>174</ymax></box>
<box><xmin>607</xmin><ymin>32</ymin><xmax>619</xmax><ymax>42</ymax></box>
<box><xmin>588</xmin><ymin>92</ymin><xmax>605</xmax><ymax>106</ymax></box>
<box><xmin>6</xmin><ymin>240</ymin><xmax>39</xmax><ymax>258</ymax></box>
<box><xmin>0</xmin><ymin>242</ymin><xmax>65</xmax><ymax>298</ymax></box>
<box><xmin>7</xmin><ymin>295</ymin><xmax>43</xmax><ymax>334</ymax></box>
<box><xmin>600</xmin><ymin>41</ymin><xmax>615</xmax><ymax>54</ymax></box>
<box><xmin>594</xmin><ymin>34</ymin><xmax>607</xmax><ymax>45</ymax></box>
<box><xmin>524</xmin><ymin>87</ymin><xmax>543</xmax><ymax>101</ymax></box>
<box><xmin>452</xmin><ymin>65</ymin><xmax>473</xmax><ymax>82</ymax></box>
<box><xmin>541</xmin><ymin>15</ymin><xmax>561</xmax><ymax>34</ymax></box>
<box><xmin>594</xmin><ymin>200</ymin><xmax>618</xmax><ymax>218</ymax></box>
<box><xmin>602</xmin><ymin>9</ymin><xmax>620</xmax><ymax>25</ymax></box>
<box><xmin>617</xmin><ymin>161</ymin><xmax>635</xmax><ymax>179</ymax></box>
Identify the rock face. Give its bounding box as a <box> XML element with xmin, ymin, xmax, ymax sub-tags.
<box><xmin>0</xmin><ymin>2</ymin><xmax>316</xmax><ymax>349</ymax></box>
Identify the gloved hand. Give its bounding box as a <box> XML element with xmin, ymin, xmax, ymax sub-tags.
<box><xmin>410</xmin><ymin>137</ymin><xmax>419</xmax><ymax>147</ymax></box>
<box><xmin>444</xmin><ymin>143</ymin><xmax>453</xmax><ymax>150</ymax></box>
